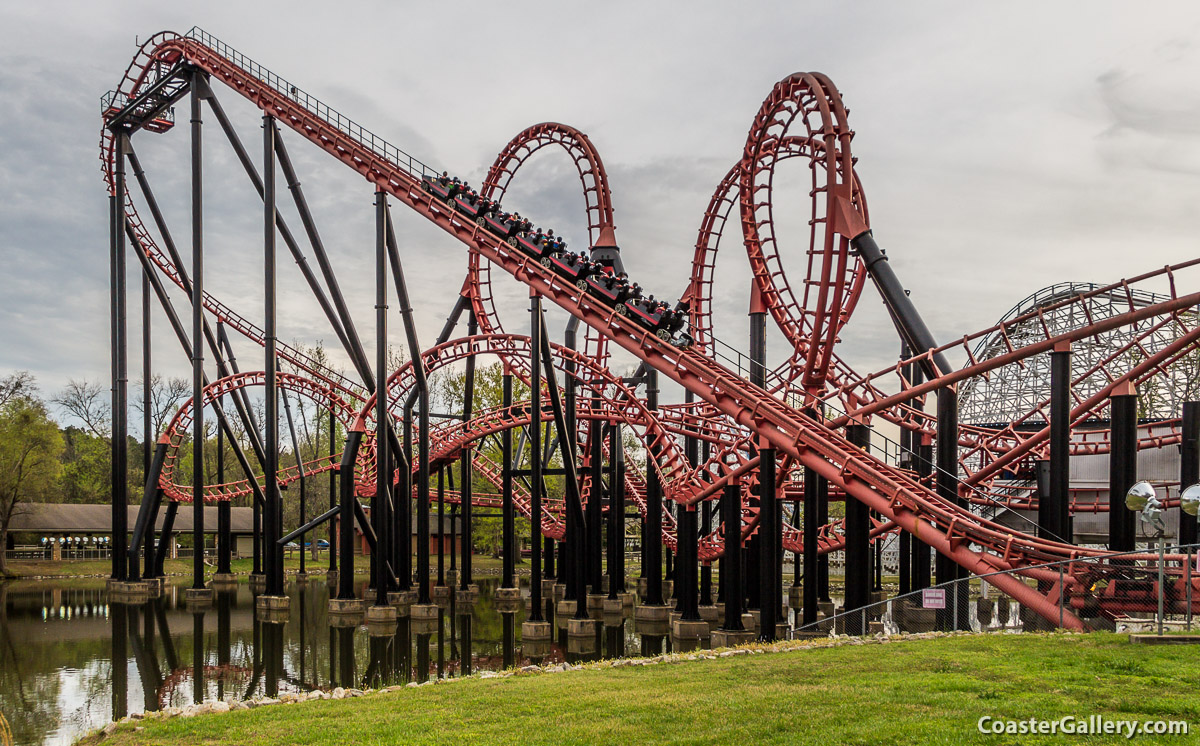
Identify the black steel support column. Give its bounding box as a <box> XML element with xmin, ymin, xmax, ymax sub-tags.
<box><xmin>756</xmin><ymin>446</ymin><xmax>780</xmax><ymax>639</ymax></box>
<box><xmin>721</xmin><ymin>481</ymin><xmax>744</xmax><ymax>631</ymax></box>
<box><xmin>501</xmin><ymin>373</ymin><xmax>515</xmax><ymax>588</ymax></box>
<box><xmin>141</xmin><ymin>270</ymin><xmax>157</xmax><ymax>579</ymax></box>
<box><xmin>644</xmin><ymin>369</ymin><xmax>664</xmax><ymax>606</ymax></box>
<box><xmin>109</xmin><ymin>129</ymin><xmax>130</xmax><ymax>582</ymax></box>
<box><xmin>189</xmin><ymin>79</ymin><xmax>205</xmax><ymax>591</ymax></box>
<box><xmin>588</xmin><ymin>418</ymin><xmax>604</xmax><ymax>595</ymax></box>
<box><xmin>1182</xmin><ymin>402</ymin><xmax>1199</xmax><ymax>547</ymax></box>
<box><xmin>1044</xmin><ymin>341</ymin><xmax>1072</xmax><ymax>542</ymax></box>
<box><xmin>262</xmin><ymin>115</ymin><xmax>282</xmax><ymax>597</ymax></box>
<box><xmin>816</xmin><ymin>467</ymin><xmax>830</xmax><ymax>602</ymax></box>
<box><xmin>337</xmin><ymin>432</ymin><xmax>362</xmax><ymax>600</ymax></box>
<box><xmin>678</xmin><ymin>504</ymin><xmax>700</xmax><ymax>621</ymax></box>
<box><xmin>527</xmin><ymin>294</ymin><xmax>544</xmax><ymax>621</ymax></box>
<box><xmin>372</xmin><ymin>190</ymin><xmax>390</xmax><ymax>607</ymax></box>
<box><xmin>154</xmin><ymin>501</ymin><xmax>177</xmax><ymax>578</ymax></box>
<box><xmin>282</xmin><ymin>394</ymin><xmax>305</xmax><ymax>576</ymax></box>
<box><xmin>328</xmin><ymin>402</ymin><xmax>337</xmax><ymax>573</ymax></box>
<box><xmin>1109</xmin><ymin>383</ymin><xmax>1138</xmax><ymax>552</ymax></box>
<box><xmin>897</xmin><ymin>350</ymin><xmax>915</xmax><ymax>595</ymax></box>
<box><xmin>913</xmin><ymin>434</ymin><xmax>934</xmax><ymax>590</ymax></box>
<box><xmin>844</xmin><ymin>424</ymin><xmax>871</xmax><ymax>634</ymax></box>
<box><xmin>609</xmin><ymin>424</ymin><xmax>625</xmax><ymax>596</ymax></box>
<box><xmin>700</xmin><ymin>497</ymin><xmax>714</xmax><ymax>606</ymax></box>
<box><xmin>384</xmin><ymin>207</ymin><xmax>427</xmax><ymax>598</ymax></box>
<box><xmin>936</xmin><ymin>386</ymin><xmax>968</xmax><ymax>629</ymax></box>
<box><xmin>460</xmin><ymin>312</ymin><xmax>476</xmax><ymax>591</ymax></box>
<box><xmin>801</xmin><ymin>459</ymin><xmax>820</xmax><ymax>626</ymax></box>
<box><xmin>437</xmin><ymin>467</ymin><xmax>446</xmax><ymax>586</ymax></box>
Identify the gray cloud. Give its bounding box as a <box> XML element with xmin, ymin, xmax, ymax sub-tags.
<box><xmin>4</xmin><ymin>1</ymin><xmax>1200</xmax><ymax>423</ymax></box>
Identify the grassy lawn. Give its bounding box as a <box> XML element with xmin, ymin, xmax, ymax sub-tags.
<box><xmin>86</xmin><ymin>633</ymin><xmax>1199</xmax><ymax>745</ymax></box>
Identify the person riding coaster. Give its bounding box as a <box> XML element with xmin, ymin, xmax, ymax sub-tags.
<box><xmin>421</xmin><ymin>173</ymin><xmax>461</xmax><ymax>202</ymax></box>
<box><xmin>514</xmin><ymin>228</ymin><xmax>559</xmax><ymax>263</ymax></box>
<box><xmin>547</xmin><ymin>250</ymin><xmax>595</xmax><ymax>289</ymax></box>
<box><xmin>585</xmin><ymin>267</ymin><xmax>637</xmax><ymax>309</ymax></box>
<box><xmin>623</xmin><ymin>294</ymin><xmax>687</xmax><ymax>342</ymax></box>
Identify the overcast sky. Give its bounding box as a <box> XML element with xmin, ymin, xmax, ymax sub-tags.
<box><xmin>2</xmin><ymin>1</ymin><xmax>1200</xmax><ymax>423</ymax></box>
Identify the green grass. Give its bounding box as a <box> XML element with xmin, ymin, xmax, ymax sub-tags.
<box><xmin>85</xmin><ymin>633</ymin><xmax>1200</xmax><ymax>745</ymax></box>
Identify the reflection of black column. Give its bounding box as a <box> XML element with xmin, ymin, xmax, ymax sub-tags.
<box><xmin>1181</xmin><ymin>402</ymin><xmax>1199</xmax><ymax>547</ymax></box>
<box><xmin>844</xmin><ymin>424</ymin><xmax>871</xmax><ymax>635</ymax></box>
<box><xmin>606</xmin><ymin>622</ymin><xmax>624</xmax><ymax>659</ymax></box>
<box><xmin>643</xmin><ymin>370</ymin><xmax>664</xmax><ymax>606</ymax></box>
<box><xmin>459</xmin><ymin>615</ymin><xmax>472</xmax><ymax>676</ymax></box>
<box><xmin>757</xmin><ymin>447</ymin><xmax>780</xmax><ymax>640</ymax></box>
<box><xmin>802</xmin><ymin>460</ymin><xmax>820</xmax><ymax>626</ymax></box>
<box><xmin>217</xmin><ymin>591</ymin><xmax>231</xmax><ymax>700</ymax></box>
<box><xmin>721</xmin><ymin>482</ymin><xmax>744</xmax><ymax>631</ymax></box>
<box><xmin>501</xmin><ymin>613</ymin><xmax>514</xmax><ymax>671</ymax></box>
<box><xmin>416</xmin><ymin>626</ymin><xmax>431</xmax><ymax>684</ymax></box>
<box><xmin>192</xmin><ymin>609</ymin><xmax>206</xmax><ymax>704</ymax></box>
<box><xmin>436</xmin><ymin>609</ymin><xmax>445</xmax><ymax>679</ymax></box>
<box><xmin>111</xmin><ymin>602</ymin><xmax>129</xmax><ymax>719</ymax></box>
<box><xmin>337</xmin><ymin>625</ymin><xmax>354</xmax><ymax>688</ymax></box>
<box><xmin>396</xmin><ymin>618</ymin><xmax>410</xmax><ymax>685</ymax></box>
<box><xmin>1109</xmin><ymin>383</ymin><xmax>1138</xmax><ymax>552</ymax></box>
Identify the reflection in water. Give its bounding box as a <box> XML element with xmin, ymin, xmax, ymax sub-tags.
<box><xmin>0</xmin><ymin>576</ymin><xmax>936</xmax><ymax>746</ymax></box>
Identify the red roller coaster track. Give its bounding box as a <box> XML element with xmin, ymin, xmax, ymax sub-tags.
<box><xmin>103</xmin><ymin>28</ymin><xmax>1200</xmax><ymax>628</ymax></box>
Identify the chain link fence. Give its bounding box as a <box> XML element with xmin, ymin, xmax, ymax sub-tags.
<box><xmin>794</xmin><ymin>543</ymin><xmax>1199</xmax><ymax>637</ymax></box>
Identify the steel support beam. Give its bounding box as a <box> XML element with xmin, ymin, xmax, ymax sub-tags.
<box><xmin>1182</xmin><ymin>401</ymin><xmax>1199</xmax><ymax>547</ymax></box>
<box><xmin>721</xmin><ymin>481</ymin><xmax>744</xmax><ymax>631</ymax></box>
<box><xmin>1109</xmin><ymin>383</ymin><xmax>1138</xmax><ymax>552</ymax></box>
<box><xmin>844</xmin><ymin>424</ymin><xmax>871</xmax><ymax>635</ymax></box>
<box><xmin>190</xmin><ymin>76</ymin><xmax>206</xmax><ymax>591</ymax></box>
<box><xmin>643</xmin><ymin>369</ymin><xmax>664</xmax><ymax>606</ymax></box>
<box><xmin>501</xmin><ymin>373</ymin><xmax>515</xmax><ymax>588</ymax></box>
<box><xmin>110</xmin><ymin>129</ymin><xmax>130</xmax><ymax>582</ymax></box>
<box><xmin>1044</xmin><ymin>341</ymin><xmax>1072</xmax><ymax>542</ymax></box>
<box><xmin>527</xmin><ymin>293</ymin><xmax>544</xmax><ymax>621</ymax></box>
<box><xmin>372</xmin><ymin>190</ymin><xmax>390</xmax><ymax>607</ymax></box>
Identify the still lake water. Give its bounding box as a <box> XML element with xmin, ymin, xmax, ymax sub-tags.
<box><xmin>0</xmin><ymin>576</ymin><xmax>697</xmax><ymax>746</ymax></box>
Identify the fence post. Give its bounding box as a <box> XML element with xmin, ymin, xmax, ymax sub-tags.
<box><xmin>1157</xmin><ymin>535</ymin><xmax>1165</xmax><ymax>638</ymax></box>
<box><xmin>1058</xmin><ymin>563</ymin><xmax>1064</xmax><ymax>630</ymax></box>
<box><xmin>1187</xmin><ymin>549</ymin><xmax>1194</xmax><ymax>632</ymax></box>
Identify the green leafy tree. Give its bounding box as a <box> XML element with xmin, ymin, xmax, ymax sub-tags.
<box><xmin>0</xmin><ymin>374</ymin><xmax>64</xmax><ymax>576</ymax></box>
